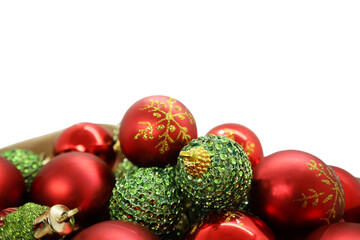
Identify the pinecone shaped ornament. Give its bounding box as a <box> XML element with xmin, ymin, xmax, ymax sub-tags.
<box><xmin>109</xmin><ymin>166</ymin><xmax>184</xmax><ymax>238</ymax></box>
<box><xmin>175</xmin><ymin>135</ymin><xmax>252</xmax><ymax>210</ymax></box>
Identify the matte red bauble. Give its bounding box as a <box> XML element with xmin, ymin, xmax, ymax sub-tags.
<box><xmin>119</xmin><ymin>95</ymin><xmax>197</xmax><ymax>167</ymax></box>
<box><xmin>183</xmin><ymin>210</ymin><xmax>275</xmax><ymax>240</ymax></box>
<box><xmin>72</xmin><ymin>220</ymin><xmax>160</xmax><ymax>240</ymax></box>
<box><xmin>54</xmin><ymin>122</ymin><xmax>116</xmax><ymax>166</ymax></box>
<box><xmin>330</xmin><ymin>165</ymin><xmax>360</xmax><ymax>222</ymax></box>
<box><xmin>249</xmin><ymin>150</ymin><xmax>345</xmax><ymax>233</ymax></box>
<box><xmin>30</xmin><ymin>152</ymin><xmax>115</xmax><ymax>225</ymax></box>
<box><xmin>206</xmin><ymin>123</ymin><xmax>263</xmax><ymax>169</ymax></box>
<box><xmin>306</xmin><ymin>222</ymin><xmax>360</xmax><ymax>240</ymax></box>
<box><xmin>0</xmin><ymin>156</ymin><xmax>26</xmax><ymax>211</ymax></box>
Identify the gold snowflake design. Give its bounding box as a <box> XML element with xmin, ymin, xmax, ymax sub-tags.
<box><xmin>134</xmin><ymin>97</ymin><xmax>195</xmax><ymax>154</ymax></box>
<box><xmin>294</xmin><ymin>160</ymin><xmax>345</xmax><ymax>224</ymax></box>
<box><xmin>224</xmin><ymin>128</ymin><xmax>255</xmax><ymax>156</ymax></box>
<box><xmin>224</xmin><ymin>211</ymin><xmax>244</xmax><ymax>223</ymax></box>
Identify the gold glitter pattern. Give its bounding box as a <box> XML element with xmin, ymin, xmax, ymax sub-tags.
<box><xmin>179</xmin><ymin>147</ymin><xmax>211</xmax><ymax>178</ymax></box>
<box><xmin>223</xmin><ymin>128</ymin><xmax>255</xmax><ymax>157</ymax></box>
<box><xmin>134</xmin><ymin>98</ymin><xmax>195</xmax><ymax>154</ymax></box>
<box><xmin>294</xmin><ymin>160</ymin><xmax>345</xmax><ymax>224</ymax></box>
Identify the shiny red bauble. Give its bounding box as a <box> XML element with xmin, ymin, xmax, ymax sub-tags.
<box><xmin>306</xmin><ymin>222</ymin><xmax>360</xmax><ymax>240</ymax></box>
<box><xmin>120</xmin><ymin>95</ymin><xmax>197</xmax><ymax>167</ymax></box>
<box><xmin>54</xmin><ymin>122</ymin><xmax>116</xmax><ymax>166</ymax></box>
<box><xmin>72</xmin><ymin>220</ymin><xmax>160</xmax><ymax>240</ymax></box>
<box><xmin>183</xmin><ymin>210</ymin><xmax>275</xmax><ymax>240</ymax></box>
<box><xmin>249</xmin><ymin>150</ymin><xmax>345</xmax><ymax>233</ymax></box>
<box><xmin>206</xmin><ymin>123</ymin><xmax>264</xmax><ymax>169</ymax></box>
<box><xmin>0</xmin><ymin>156</ymin><xmax>26</xmax><ymax>211</ymax></box>
<box><xmin>30</xmin><ymin>152</ymin><xmax>115</xmax><ymax>225</ymax></box>
<box><xmin>330</xmin><ymin>165</ymin><xmax>360</xmax><ymax>222</ymax></box>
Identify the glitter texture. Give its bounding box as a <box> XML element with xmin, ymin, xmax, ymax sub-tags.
<box><xmin>175</xmin><ymin>134</ymin><xmax>252</xmax><ymax>210</ymax></box>
<box><xmin>0</xmin><ymin>202</ymin><xmax>49</xmax><ymax>240</ymax></box>
<box><xmin>0</xmin><ymin>149</ymin><xmax>45</xmax><ymax>193</ymax></box>
<box><xmin>109</xmin><ymin>166</ymin><xmax>184</xmax><ymax>237</ymax></box>
<box><xmin>114</xmin><ymin>158</ymin><xmax>138</xmax><ymax>180</ymax></box>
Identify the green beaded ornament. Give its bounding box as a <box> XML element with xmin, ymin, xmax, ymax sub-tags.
<box><xmin>0</xmin><ymin>203</ymin><xmax>49</xmax><ymax>240</ymax></box>
<box><xmin>175</xmin><ymin>134</ymin><xmax>252</xmax><ymax>211</ymax></box>
<box><xmin>114</xmin><ymin>158</ymin><xmax>138</xmax><ymax>180</ymax></box>
<box><xmin>0</xmin><ymin>149</ymin><xmax>48</xmax><ymax>193</ymax></box>
<box><xmin>109</xmin><ymin>166</ymin><xmax>184</xmax><ymax>238</ymax></box>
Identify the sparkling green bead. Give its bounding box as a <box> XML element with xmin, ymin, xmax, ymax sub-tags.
<box><xmin>0</xmin><ymin>149</ymin><xmax>46</xmax><ymax>193</ymax></box>
<box><xmin>0</xmin><ymin>202</ymin><xmax>49</xmax><ymax>240</ymax></box>
<box><xmin>114</xmin><ymin>158</ymin><xmax>138</xmax><ymax>180</ymax></box>
<box><xmin>175</xmin><ymin>135</ymin><xmax>252</xmax><ymax>211</ymax></box>
<box><xmin>109</xmin><ymin>166</ymin><xmax>184</xmax><ymax>238</ymax></box>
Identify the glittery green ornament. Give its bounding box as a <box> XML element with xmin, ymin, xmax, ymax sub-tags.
<box><xmin>109</xmin><ymin>166</ymin><xmax>184</xmax><ymax>238</ymax></box>
<box><xmin>0</xmin><ymin>202</ymin><xmax>49</xmax><ymax>240</ymax></box>
<box><xmin>114</xmin><ymin>158</ymin><xmax>138</xmax><ymax>180</ymax></box>
<box><xmin>0</xmin><ymin>149</ymin><xmax>48</xmax><ymax>193</ymax></box>
<box><xmin>175</xmin><ymin>134</ymin><xmax>252</xmax><ymax>211</ymax></box>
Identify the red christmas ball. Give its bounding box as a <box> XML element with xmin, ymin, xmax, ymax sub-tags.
<box><xmin>249</xmin><ymin>150</ymin><xmax>345</xmax><ymax>234</ymax></box>
<box><xmin>306</xmin><ymin>222</ymin><xmax>360</xmax><ymax>240</ymax></box>
<box><xmin>30</xmin><ymin>152</ymin><xmax>115</xmax><ymax>225</ymax></box>
<box><xmin>206</xmin><ymin>123</ymin><xmax>264</xmax><ymax>169</ymax></box>
<box><xmin>183</xmin><ymin>210</ymin><xmax>275</xmax><ymax>240</ymax></box>
<box><xmin>54</xmin><ymin>122</ymin><xmax>116</xmax><ymax>166</ymax></box>
<box><xmin>120</xmin><ymin>95</ymin><xmax>197</xmax><ymax>167</ymax></box>
<box><xmin>0</xmin><ymin>156</ymin><xmax>26</xmax><ymax>211</ymax></box>
<box><xmin>72</xmin><ymin>220</ymin><xmax>160</xmax><ymax>240</ymax></box>
<box><xmin>330</xmin><ymin>165</ymin><xmax>360</xmax><ymax>222</ymax></box>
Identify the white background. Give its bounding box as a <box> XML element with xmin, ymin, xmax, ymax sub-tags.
<box><xmin>1</xmin><ymin>1</ymin><xmax>359</xmax><ymax>176</ymax></box>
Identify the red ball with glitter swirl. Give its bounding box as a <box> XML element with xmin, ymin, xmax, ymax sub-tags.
<box><xmin>206</xmin><ymin>123</ymin><xmax>263</xmax><ymax>169</ymax></box>
<box><xmin>119</xmin><ymin>95</ymin><xmax>197</xmax><ymax>167</ymax></box>
<box><xmin>249</xmin><ymin>150</ymin><xmax>345</xmax><ymax>237</ymax></box>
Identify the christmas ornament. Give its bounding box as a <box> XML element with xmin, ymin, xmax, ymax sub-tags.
<box><xmin>1</xmin><ymin>149</ymin><xmax>48</xmax><ymax>193</ymax></box>
<box><xmin>206</xmin><ymin>123</ymin><xmax>264</xmax><ymax>169</ymax></box>
<box><xmin>54</xmin><ymin>122</ymin><xmax>116</xmax><ymax>166</ymax></box>
<box><xmin>330</xmin><ymin>165</ymin><xmax>360</xmax><ymax>222</ymax></box>
<box><xmin>183</xmin><ymin>210</ymin><xmax>275</xmax><ymax>240</ymax></box>
<box><xmin>72</xmin><ymin>220</ymin><xmax>160</xmax><ymax>240</ymax></box>
<box><xmin>0</xmin><ymin>207</ymin><xmax>18</xmax><ymax>227</ymax></box>
<box><xmin>109</xmin><ymin>166</ymin><xmax>184</xmax><ymax>237</ymax></box>
<box><xmin>114</xmin><ymin>158</ymin><xmax>138</xmax><ymax>180</ymax></box>
<box><xmin>306</xmin><ymin>222</ymin><xmax>360</xmax><ymax>240</ymax></box>
<box><xmin>30</xmin><ymin>152</ymin><xmax>115</xmax><ymax>226</ymax></box>
<box><xmin>175</xmin><ymin>135</ymin><xmax>252</xmax><ymax>211</ymax></box>
<box><xmin>0</xmin><ymin>156</ymin><xmax>26</xmax><ymax>211</ymax></box>
<box><xmin>119</xmin><ymin>95</ymin><xmax>197</xmax><ymax>167</ymax></box>
<box><xmin>0</xmin><ymin>202</ymin><xmax>78</xmax><ymax>239</ymax></box>
<box><xmin>249</xmin><ymin>150</ymin><xmax>345</xmax><ymax>235</ymax></box>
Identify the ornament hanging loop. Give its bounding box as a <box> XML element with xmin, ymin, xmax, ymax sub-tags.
<box><xmin>33</xmin><ymin>204</ymin><xmax>79</xmax><ymax>239</ymax></box>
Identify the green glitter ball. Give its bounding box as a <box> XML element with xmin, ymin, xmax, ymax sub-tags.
<box><xmin>109</xmin><ymin>166</ymin><xmax>184</xmax><ymax>238</ymax></box>
<box><xmin>0</xmin><ymin>149</ymin><xmax>47</xmax><ymax>193</ymax></box>
<box><xmin>175</xmin><ymin>134</ymin><xmax>252</xmax><ymax>210</ymax></box>
<box><xmin>114</xmin><ymin>158</ymin><xmax>138</xmax><ymax>180</ymax></box>
<box><xmin>0</xmin><ymin>202</ymin><xmax>49</xmax><ymax>240</ymax></box>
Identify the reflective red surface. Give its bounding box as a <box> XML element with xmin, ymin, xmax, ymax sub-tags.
<box><xmin>54</xmin><ymin>122</ymin><xmax>116</xmax><ymax>166</ymax></box>
<box><xmin>0</xmin><ymin>156</ymin><xmax>25</xmax><ymax>212</ymax></box>
<box><xmin>120</xmin><ymin>95</ymin><xmax>197</xmax><ymax>167</ymax></box>
<box><xmin>249</xmin><ymin>150</ymin><xmax>345</xmax><ymax>232</ymax></box>
<box><xmin>30</xmin><ymin>152</ymin><xmax>115</xmax><ymax>226</ymax></box>
<box><xmin>183</xmin><ymin>210</ymin><xmax>275</xmax><ymax>240</ymax></box>
<box><xmin>72</xmin><ymin>220</ymin><xmax>160</xmax><ymax>240</ymax></box>
<box><xmin>306</xmin><ymin>222</ymin><xmax>360</xmax><ymax>240</ymax></box>
<box><xmin>206</xmin><ymin>123</ymin><xmax>263</xmax><ymax>169</ymax></box>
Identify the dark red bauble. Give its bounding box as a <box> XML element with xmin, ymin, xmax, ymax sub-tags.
<box><xmin>72</xmin><ymin>220</ymin><xmax>160</xmax><ymax>240</ymax></box>
<box><xmin>206</xmin><ymin>123</ymin><xmax>264</xmax><ymax>169</ymax></box>
<box><xmin>120</xmin><ymin>95</ymin><xmax>197</xmax><ymax>167</ymax></box>
<box><xmin>306</xmin><ymin>222</ymin><xmax>360</xmax><ymax>240</ymax></box>
<box><xmin>30</xmin><ymin>152</ymin><xmax>115</xmax><ymax>225</ymax></box>
<box><xmin>54</xmin><ymin>122</ymin><xmax>116</xmax><ymax>166</ymax></box>
<box><xmin>249</xmin><ymin>150</ymin><xmax>345</xmax><ymax>233</ymax></box>
<box><xmin>330</xmin><ymin>165</ymin><xmax>360</xmax><ymax>222</ymax></box>
<box><xmin>0</xmin><ymin>156</ymin><xmax>26</xmax><ymax>211</ymax></box>
<box><xmin>183</xmin><ymin>210</ymin><xmax>275</xmax><ymax>240</ymax></box>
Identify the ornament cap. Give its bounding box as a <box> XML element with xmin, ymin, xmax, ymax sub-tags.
<box><xmin>179</xmin><ymin>147</ymin><xmax>211</xmax><ymax>177</ymax></box>
<box><xmin>33</xmin><ymin>204</ymin><xmax>79</xmax><ymax>239</ymax></box>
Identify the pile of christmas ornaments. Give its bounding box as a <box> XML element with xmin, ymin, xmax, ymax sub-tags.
<box><xmin>1</xmin><ymin>95</ymin><xmax>360</xmax><ymax>240</ymax></box>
